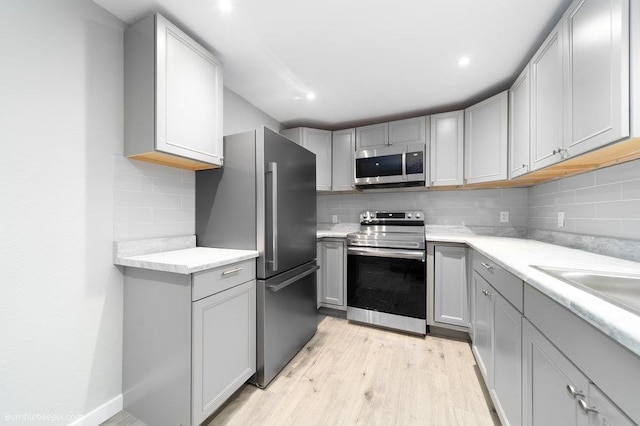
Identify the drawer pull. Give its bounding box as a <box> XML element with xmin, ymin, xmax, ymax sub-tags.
<box><xmin>222</xmin><ymin>267</ymin><xmax>243</xmax><ymax>276</ymax></box>
<box><xmin>566</xmin><ymin>384</ymin><xmax>585</xmax><ymax>398</ymax></box>
<box><xmin>578</xmin><ymin>399</ymin><xmax>598</xmax><ymax>414</ymax></box>
<box><xmin>481</xmin><ymin>262</ymin><xmax>493</xmax><ymax>270</ymax></box>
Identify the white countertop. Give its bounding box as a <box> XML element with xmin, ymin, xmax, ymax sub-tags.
<box><xmin>426</xmin><ymin>229</ymin><xmax>640</xmax><ymax>357</ymax></box>
<box><xmin>113</xmin><ymin>236</ymin><xmax>259</xmax><ymax>274</ymax></box>
<box><xmin>317</xmin><ymin>223</ymin><xmax>360</xmax><ymax>238</ymax></box>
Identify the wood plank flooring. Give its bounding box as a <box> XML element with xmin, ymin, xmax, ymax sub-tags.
<box><xmin>103</xmin><ymin>316</ymin><xmax>499</xmax><ymax>426</ymax></box>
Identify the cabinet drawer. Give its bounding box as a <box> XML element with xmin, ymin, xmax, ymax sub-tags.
<box><xmin>472</xmin><ymin>251</ymin><xmax>523</xmax><ymax>312</ymax></box>
<box><xmin>192</xmin><ymin>259</ymin><xmax>256</xmax><ymax>301</ymax></box>
<box><xmin>524</xmin><ymin>284</ymin><xmax>640</xmax><ymax>423</ymax></box>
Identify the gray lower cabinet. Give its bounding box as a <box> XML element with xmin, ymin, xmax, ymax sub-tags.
<box><xmin>123</xmin><ymin>259</ymin><xmax>256</xmax><ymax>426</ymax></box>
<box><xmin>522</xmin><ymin>318</ymin><xmax>589</xmax><ymax>426</ymax></box>
<box><xmin>433</xmin><ymin>245</ymin><xmax>468</xmax><ymax>328</ymax></box>
<box><xmin>317</xmin><ymin>238</ymin><xmax>346</xmax><ymax>310</ymax></box>
<box><xmin>471</xmin><ymin>271</ymin><xmax>493</xmax><ymax>385</ymax></box>
<box><xmin>471</xmin><ymin>251</ymin><xmax>523</xmax><ymax>426</ymax></box>
<box><xmin>522</xmin><ymin>319</ymin><xmax>634</xmax><ymax>426</ymax></box>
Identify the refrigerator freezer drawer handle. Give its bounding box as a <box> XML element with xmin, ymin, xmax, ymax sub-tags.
<box><xmin>266</xmin><ymin>265</ymin><xmax>320</xmax><ymax>293</ymax></box>
<box><xmin>267</xmin><ymin>162</ymin><xmax>279</xmax><ymax>272</ymax></box>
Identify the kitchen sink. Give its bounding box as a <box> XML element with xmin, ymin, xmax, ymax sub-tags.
<box><xmin>531</xmin><ymin>265</ymin><xmax>640</xmax><ymax>316</ymax></box>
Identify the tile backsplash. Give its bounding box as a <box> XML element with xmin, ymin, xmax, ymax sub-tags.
<box><xmin>528</xmin><ymin>159</ymin><xmax>640</xmax><ymax>240</ymax></box>
<box><xmin>318</xmin><ymin>188</ymin><xmax>529</xmax><ymax>227</ymax></box>
<box><xmin>113</xmin><ymin>155</ymin><xmax>195</xmax><ymax>241</ymax></box>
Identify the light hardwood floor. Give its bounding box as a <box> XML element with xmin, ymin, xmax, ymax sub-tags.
<box><xmin>104</xmin><ymin>316</ymin><xmax>499</xmax><ymax>426</ymax></box>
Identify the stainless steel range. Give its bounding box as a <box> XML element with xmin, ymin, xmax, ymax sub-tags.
<box><xmin>346</xmin><ymin>211</ymin><xmax>426</xmax><ymax>335</ymax></box>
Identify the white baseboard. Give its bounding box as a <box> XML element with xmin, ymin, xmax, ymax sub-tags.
<box><xmin>68</xmin><ymin>394</ymin><xmax>123</xmax><ymax>426</ymax></box>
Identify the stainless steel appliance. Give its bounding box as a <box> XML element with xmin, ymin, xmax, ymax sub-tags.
<box><xmin>347</xmin><ymin>211</ymin><xmax>427</xmax><ymax>335</ymax></box>
<box><xmin>354</xmin><ymin>144</ymin><xmax>425</xmax><ymax>188</ymax></box>
<box><xmin>196</xmin><ymin>126</ymin><xmax>318</xmax><ymax>388</ymax></box>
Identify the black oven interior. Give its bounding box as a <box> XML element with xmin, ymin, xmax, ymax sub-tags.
<box><xmin>347</xmin><ymin>254</ymin><xmax>426</xmax><ymax>319</ymax></box>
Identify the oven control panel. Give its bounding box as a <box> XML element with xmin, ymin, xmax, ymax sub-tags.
<box><xmin>360</xmin><ymin>211</ymin><xmax>424</xmax><ymax>223</ymax></box>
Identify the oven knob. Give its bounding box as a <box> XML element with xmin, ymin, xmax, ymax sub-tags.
<box><xmin>415</xmin><ymin>213</ymin><xmax>421</xmax><ymax>219</ymax></box>
<box><xmin>407</xmin><ymin>213</ymin><xmax>412</xmax><ymax>218</ymax></box>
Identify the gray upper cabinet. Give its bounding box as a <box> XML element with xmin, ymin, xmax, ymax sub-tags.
<box><xmin>433</xmin><ymin>245</ymin><xmax>468</xmax><ymax>327</ymax></box>
<box><xmin>430</xmin><ymin>111</ymin><xmax>464</xmax><ymax>186</ymax></box>
<box><xmin>563</xmin><ymin>0</ymin><xmax>629</xmax><ymax>157</ymax></box>
<box><xmin>281</xmin><ymin>127</ymin><xmax>332</xmax><ymax>191</ymax></box>
<box><xmin>356</xmin><ymin>122</ymin><xmax>389</xmax><ymax>149</ymax></box>
<box><xmin>331</xmin><ymin>129</ymin><xmax>356</xmax><ymax>191</ymax></box>
<box><xmin>355</xmin><ymin>117</ymin><xmax>426</xmax><ymax>149</ymax></box>
<box><xmin>464</xmin><ymin>91</ymin><xmax>509</xmax><ymax>184</ymax></box>
<box><xmin>509</xmin><ymin>66</ymin><xmax>531</xmax><ymax>179</ymax></box>
<box><xmin>125</xmin><ymin>13</ymin><xmax>223</xmax><ymax>171</ymax></box>
<box><xmin>389</xmin><ymin>116</ymin><xmax>427</xmax><ymax>145</ymax></box>
<box><xmin>530</xmin><ymin>20</ymin><xmax>565</xmax><ymax>171</ymax></box>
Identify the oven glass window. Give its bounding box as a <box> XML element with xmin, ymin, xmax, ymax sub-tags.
<box><xmin>347</xmin><ymin>255</ymin><xmax>426</xmax><ymax>319</ymax></box>
<box><xmin>355</xmin><ymin>154</ymin><xmax>403</xmax><ymax>178</ymax></box>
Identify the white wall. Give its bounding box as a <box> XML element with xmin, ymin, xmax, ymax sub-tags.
<box><xmin>0</xmin><ymin>0</ymin><xmax>125</xmax><ymax>424</ymax></box>
<box><xmin>223</xmin><ymin>87</ymin><xmax>282</xmax><ymax>135</ymax></box>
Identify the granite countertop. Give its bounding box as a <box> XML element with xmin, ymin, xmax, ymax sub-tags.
<box><xmin>113</xmin><ymin>235</ymin><xmax>259</xmax><ymax>275</ymax></box>
<box><xmin>317</xmin><ymin>223</ymin><xmax>360</xmax><ymax>238</ymax></box>
<box><xmin>425</xmin><ymin>227</ymin><xmax>640</xmax><ymax>357</ymax></box>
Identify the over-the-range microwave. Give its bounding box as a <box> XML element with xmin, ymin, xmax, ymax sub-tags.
<box><xmin>354</xmin><ymin>143</ymin><xmax>425</xmax><ymax>188</ymax></box>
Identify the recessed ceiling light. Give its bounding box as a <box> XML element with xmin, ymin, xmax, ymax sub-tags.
<box><xmin>218</xmin><ymin>0</ymin><xmax>233</xmax><ymax>12</ymax></box>
<box><xmin>457</xmin><ymin>56</ymin><xmax>471</xmax><ymax>67</ymax></box>
<box><xmin>306</xmin><ymin>92</ymin><xmax>316</xmax><ymax>101</ymax></box>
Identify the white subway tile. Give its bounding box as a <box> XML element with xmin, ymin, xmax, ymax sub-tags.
<box><xmin>154</xmin><ymin>208</ymin><xmax>195</xmax><ymax>223</ymax></box>
<box><xmin>153</xmin><ymin>178</ymin><xmax>195</xmax><ymax>196</ymax></box>
<box><xmin>574</xmin><ymin>219</ymin><xmax>620</xmax><ymax>238</ymax></box>
<box><xmin>182</xmin><ymin>195</ymin><xmax>196</xmax><ymax>209</ymax></box>
<box><xmin>596</xmin><ymin>200</ymin><xmax>640</xmax><ymax>219</ymax></box>
<box><xmin>574</xmin><ymin>183</ymin><xmax>621</xmax><ymax>204</ymax></box>
<box><xmin>620</xmin><ymin>220</ymin><xmax>640</xmax><ymax>239</ymax></box>
<box><xmin>114</xmin><ymin>207</ymin><xmax>152</xmax><ymax>224</ymax></box>
<box><xmin>115</xmin><ymin>190</ymin><xmax>182</xmax><ymax>209</ymax></box>
<box><xmin>182</xmin><ymin>170</ymin><xmax>196</xmax><ymax>183</ymax></box>
<box><xmin>114</xmin><ymin>173</ymin><xmax>153</xmax><ymax>192</ymax></box>
<box><xmin>595</xmin><ymin>159</ymin><xmax>640</xmax><ymax>185</ymax></box>
<box><xmin>557</xmin><ymin>172</ymin><xmax>595</xmax><ymax>192</ymax></box>
<box><xmin>621</xmin><ymin>179</ymin><xmax>640</xmax><ymax>200</ymax></box>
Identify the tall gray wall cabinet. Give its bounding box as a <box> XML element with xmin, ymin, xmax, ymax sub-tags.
<box><xmin>124</xmin><ymin>13</ymin><xmax>224</xmax><ymax>171</ymax></box>
<box><xmin>122</xmin><ymin>259</ymin><xmax>256</xmax><ymax>426</ymax></box>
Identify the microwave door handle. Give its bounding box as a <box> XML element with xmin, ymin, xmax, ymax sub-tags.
<box><xmin>402</xmin><ymin>151</ymin><xmax>407</xmax><ymax>181</ymax></box>
<box><xmin>267</xmin><ymin>162</ymin><xmax>278</xmax><ymax>272</ymax></box>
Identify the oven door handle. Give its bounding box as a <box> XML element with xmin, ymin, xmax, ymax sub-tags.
<box><xmin>348</xmin><ymin>246</ymin><xmax>425</xmax><ymax>262</ymax></box>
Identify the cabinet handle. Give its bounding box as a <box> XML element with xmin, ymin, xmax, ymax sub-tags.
<box><xmin>481</xmin><ymin>262</ymin><xmax>493</xmax><ymax>270</ymax></box>
<box><xmin>514</xmin><ymin>163</ymin><xmax>528</xmax><ymax>171</ymax></box>
<box><xmin>222</xmin><ymin>267</ymin><xmax>243</xmax><ymax>276</ymax></box>
<box><xmin>578</xmin><ymin>399</ymin><xmax>598</xmax><ymax>414</ymax></box>
<box><xmin>482</xmin><ymin>289</ymin><xmax>493</xmax><ymax>297</ymax></box>
<box><xmin>566</xmin><ymin>384</ymin><xmax>585</xmax><ymax>398</ymax></box>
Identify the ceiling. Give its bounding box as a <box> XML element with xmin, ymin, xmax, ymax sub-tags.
<box><xmin>93</xmin><ymin>0</ymin><xmax>572</xmax><ymax>130</ymax></box>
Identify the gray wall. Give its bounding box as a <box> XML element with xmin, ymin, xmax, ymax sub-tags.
<box><xmin>318</xmin><ymin>188</ymin><xmax>529</xmax><ymax>227</ymax></box>
<box><xmin>0</xmin><ymin>0</ymin><xmax>125</xmax><ymax>423</ymax></box>
<box><xmin>528</xmin><ymin>159</ymin><xmax>640</xmax><ymax>240</ymax></box>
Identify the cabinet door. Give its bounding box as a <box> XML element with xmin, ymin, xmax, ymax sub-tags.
<box><xmin>522</xmin><ymin>318</ymin><xmax>589</xmax><ymax>426</ymax></box>
<box><xmin>332</xmin><ymin>129</ymin><xmax>356</xmax><ymax>191</ymax></box>
<box><xmin>587</xmin><ymin>383</ymin><xmax>635</xmax><ymax>426</ymax></box>
<box><xmin>301</xmin><ymin>128</ymin><xmax>332</xmax><ymax>191</ymax></box>
<box><xmin>434</xmin><ymin>246</ymin><xmax>468</xmax><ymax>327</ymax></box>
<box><xmin>430</xmin><ymin>111</ymin><xmax>464</xmax><ymax>186</ymax></box>
<box><xmin>464</xmin><ymin>91</ymin><xmax>509</xmax><ymax>184</ymax></box>
<box><xmin>192</xmin><ymin>280</ymin><xmax>256</xmax><ymax>425</ymax></box>
<box><xmin>492</xmin><ymin>292</ymin><xmax>522</xmax><ymax>426</ymax></box>
<box><xmin>316</xmin><ymin>240</ymin><xmax>323</xmax><ymax>309</ymax></box>
<box><xmin>509</xmin><ymin>66</ymin><xmax>531</xmax><ymax>179</ymax></box>
<box><xmin>356</xmin><ymin>123</ymin><xmax>389</xmax><ymax>149</ymax></box>
<box><xmin>319</xmin><ymin>240</ymin><xmax>346</xmax><ymax>308</ymax></box>
<box><xmin>156</xmin><ymin>14</ymin><xmax>223</xmax><ymax>166</ymax></box>
<box><xmin>389</xmin><ymin>116</ymin><xmax>426</xmax><ymax>145</ymax></box>
<box><xmin>531</xmin><ymin>21</ymin><xmax>565</xmax><ymax>171</ymax></box>
<box><xmin>471</xmin><ymin>271</ymin><xmax>493</xmax><ymax>386</ymax></box>
<box><xmin>564</xmin><ymin>0</ymin><xmax>629</xmax><ymax>157</ymax></box>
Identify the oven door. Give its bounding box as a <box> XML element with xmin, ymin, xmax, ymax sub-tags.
<box><xmin>347</xmin><ymin>246</ymin><xmax>426</xmax><ymax>328</ymax></box>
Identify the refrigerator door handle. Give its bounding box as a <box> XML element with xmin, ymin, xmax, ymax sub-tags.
<box><xmin>266</xmin><ymin>265</ymin><xmax>319</xmax><ymax>293</ymax></box>
<box><xmin>267</xmin><ymin>162</ymin><xmax>278</xmax><ymax>272</ymax></box>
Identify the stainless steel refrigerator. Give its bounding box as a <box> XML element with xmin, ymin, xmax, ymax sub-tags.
<box><xmin>196</xmin><ymin>126</ymin><xmax>318</xmax><ymax>388</ymax></box>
